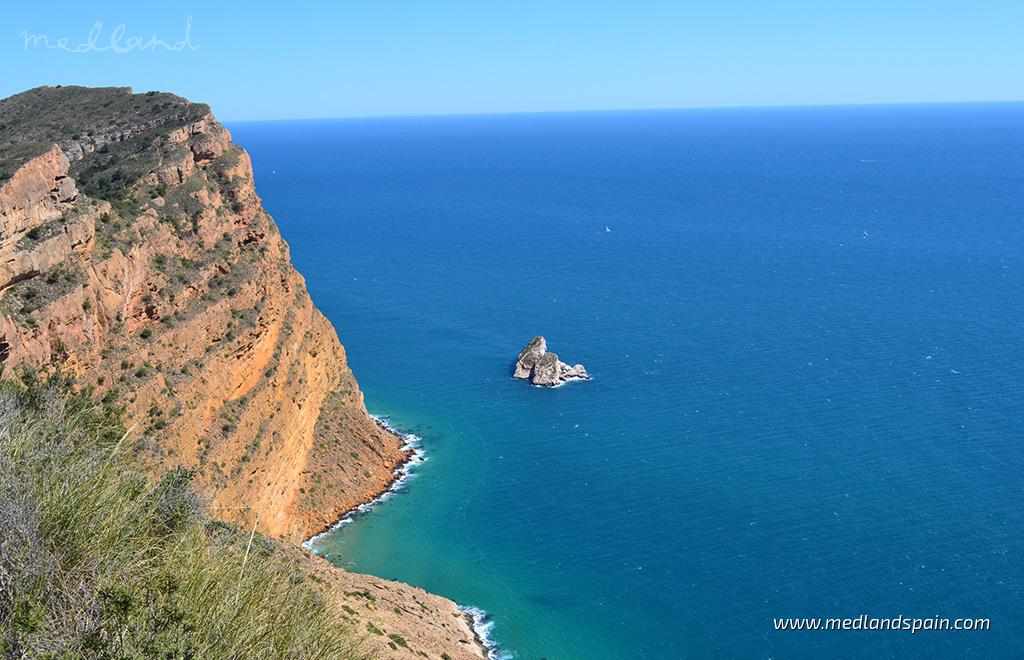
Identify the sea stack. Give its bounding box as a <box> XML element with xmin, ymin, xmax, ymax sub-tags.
<box><xmin>513</xmin><ymin>336</ymin><xmax>589</xmax><ymax>386</ymax></box>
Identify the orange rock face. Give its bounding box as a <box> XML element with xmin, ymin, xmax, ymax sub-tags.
<box><xmin>0</xmin><ymin>89</ymin><xmax>405</xmax><ymax>542</ymax></box>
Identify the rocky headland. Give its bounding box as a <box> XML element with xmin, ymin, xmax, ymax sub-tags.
<box><xmin>0</xmin><ymin>86</ymin><xmax>485</xmax><ymax>659</ymax></box>
<box><xmin>513</xmin><ymin>335</ymin><xmax>589</xmax><ymax>386</ymax></box>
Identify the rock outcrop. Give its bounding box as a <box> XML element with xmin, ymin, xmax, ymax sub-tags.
<box><xmin>513</xmin><ymin>335</ymin><xmax>589</xmax><ymax>386</ymax></box>
<box><xmin>0</xmin><ymin>86</ymin><xmax>486</xmax><ymax>658</ymax></box>
<box><xmin>513</xmin><ymin>335</ymin><xmax>547</xmax><ymax>378</ymax></box>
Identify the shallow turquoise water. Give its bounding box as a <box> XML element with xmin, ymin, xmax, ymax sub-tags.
<box><xmin>230</xmin><ymin>105</ymin><xmax>1024</xmax><ymax>658</ymax></box>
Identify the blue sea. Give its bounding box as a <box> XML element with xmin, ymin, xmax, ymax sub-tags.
<box><xmin>229</xmin><ymin>104</ymin><xmax>1024</xmax><ymax>659</ymax></box>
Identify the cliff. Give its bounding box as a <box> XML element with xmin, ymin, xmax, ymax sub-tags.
<box><xmin>0</xmin><ymin>85</ymin><xmax>405</xmax><ymax>541</ymax></box>
<box><xmin>0</xmin><ymin>87</ymin><xmax>483</xmax><ymax>658</ymax></box>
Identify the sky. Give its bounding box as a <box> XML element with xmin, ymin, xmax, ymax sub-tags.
<box><xmin>2</xmin><ymin>1</ymin><xmax>1022</xmax><ymax>121</ymax></box>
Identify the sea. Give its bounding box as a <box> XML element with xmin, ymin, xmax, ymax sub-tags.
<box><xmin>228</xmin><ymin>103</ymin><xmax>1024</xmax><ymax>659</ymax></box>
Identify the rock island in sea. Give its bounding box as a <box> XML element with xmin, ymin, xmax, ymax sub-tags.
<box><xmin>513</xmin><ymin>336</ymin><xmax>589</xmax><ymax>386</ymax></box>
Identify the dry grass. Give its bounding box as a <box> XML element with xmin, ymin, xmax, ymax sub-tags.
<box><xmin>0</xmin><ymin>372</ymin><xmax>368</xmax><ymax>658</ymax></box>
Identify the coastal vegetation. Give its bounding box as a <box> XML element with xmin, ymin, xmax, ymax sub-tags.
<box><xmin>0</xmin><ymin>372</ymin><xmax>364</xmax><ymax>658</ymax></box>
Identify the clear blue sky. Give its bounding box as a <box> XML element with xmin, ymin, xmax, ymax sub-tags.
<box><xmin>2</xmin><ymin>1</ymin><xmax>1022</xmax><ymax>121</ymax></box>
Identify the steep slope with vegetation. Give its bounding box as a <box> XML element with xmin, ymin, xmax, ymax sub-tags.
<box><xmin>0</xmin><ymin>86</ymin><xmax>403</xmax><ymax>542</ymax></box>
<box><xmin>0</xmin><ymin>375</ymin><xmax>365</xmax><ymax>657</ymax></box>
<box><xmin>0</xmin><ymin>86</ymin><xmax>485</xmax><ymax>659</ymax></box>
<box><xmin>0</xmin><ymin>376</ymin><xmax>483</xmax><ymax>659</ymax></box>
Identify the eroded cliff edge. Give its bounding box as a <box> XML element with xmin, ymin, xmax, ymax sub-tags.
<box><xmin>0</xmin><ymin>85</ymin><xmax>487</xmax><ymax>659</ymax></box>
<box><xmin>0</xmin><ymin>86</ymin><xmax>410</xmax><ymax>543</ymax></box>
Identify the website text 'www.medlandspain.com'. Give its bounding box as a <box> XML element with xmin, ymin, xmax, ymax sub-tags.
<box><xmin>774</xmin><ymin>615</ymin><xmax>990</xmax><ymax>634</ymax></box>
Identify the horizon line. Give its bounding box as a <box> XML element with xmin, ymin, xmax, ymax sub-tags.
<box><xmin>221</xmin><ymin>98</ymin><xmax>1024</xmax><ymax>124</ymax></box>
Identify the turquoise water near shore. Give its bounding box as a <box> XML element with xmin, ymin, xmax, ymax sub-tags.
<box><xmin>230</xmin><ymin>105</ymin><xmax>1024</xmax><ymax>658</ymax></box>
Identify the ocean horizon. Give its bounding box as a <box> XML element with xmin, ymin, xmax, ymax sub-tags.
<box><xmin>230</xmin><ymin>103</ymin><xmax>1024</xmax><ymax>658</ymax></box>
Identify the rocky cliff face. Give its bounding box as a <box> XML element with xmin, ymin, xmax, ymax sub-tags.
<box><xmin>0</xmin><ymin>86</ymin><xmax>490</xmax><ymax>659</ymax></box>
<box><xmin>0</xmin><ymin>86</ymin><xmax>405</xmax><ymax>542</ymax></box>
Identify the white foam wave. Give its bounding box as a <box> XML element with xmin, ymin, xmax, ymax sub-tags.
<box><xmin>459</xmin><ymin>605</ymin><xmax>513</xmax><ymax>660</ymax></box>
<box><xmin>303</xmin><ymin>414</ymin><xmax>426</xmax><ymax>548</ymax></box>
<box><xmin>524</xmin><ymin>374</ymin><xmax>592</xmax><ymax>389</ymax></box>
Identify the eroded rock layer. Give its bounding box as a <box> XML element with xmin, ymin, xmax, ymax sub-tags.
<box><xmin>0</xmin><ymin>86</ymin><xmax>404</xmax><ymax>542</ymax></box>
